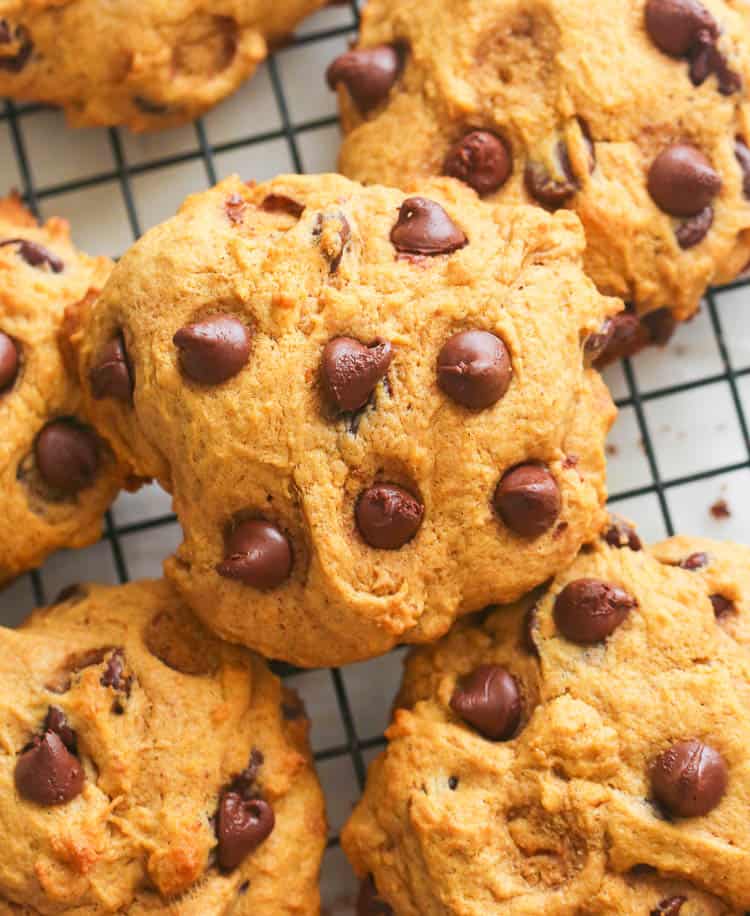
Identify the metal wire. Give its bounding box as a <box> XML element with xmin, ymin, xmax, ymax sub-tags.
<box><xmin>4</xmin><ymin>0</ymin><xmax>750</xmax><ymax>876</ymax></box>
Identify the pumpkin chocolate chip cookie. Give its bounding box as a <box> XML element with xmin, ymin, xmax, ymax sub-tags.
<box><xmin>0</xmin><ymin>195</ymin><xmax>125</xmax><ymax>585</ymax></box>
<box><xmin>343</xmin><ymin>533</ymin><xmax>750</xmax><ymax>914</ymax></box>
<box><xmin>0</xmin><ymin>0</ymin><xmax>327</xmax><ymax>131</ymax></box>
<box><xmin>0</xmin><ymin>579</ymin><xmax>326</xmax><ymax>914</ymax></box>
<box><xmin>74</xmin><ymin>172</ymin><xmax>619</xmax><ymax>667</ymax></box>
<box><xmin>329</xmin><ymin>0</ymin><xmax>750</xmax><ymax>362</ymax></box>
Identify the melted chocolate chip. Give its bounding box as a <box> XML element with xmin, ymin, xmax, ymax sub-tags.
<box><xmin>651</xmin><ymin>897</ymin><xmax>687</xmax><ymax>916</ymax></box>
<box><xmin>326</xmin><ymin>45</ymin><xmax>402</xmax><ymax>113</ymax></box>
<box><xmin>450</xmin><ymin>665</ymin><xmax>522</xmax><ymax>741</ymax></box>
<box><xmin>443</xmin><ymin>131</ymin><xmax>512</xmax><ymax>195</ymax></box>
<box><xmin>648</xmin><ymin>145</ymin><xmax>721</xmax><ymax>217</ymax></box>
<box><xmin>391</xmin><ymin>197</ymin><xmax>467</xmax><ymax>256</ymax></box>
<box><xmin>216</xmin><ymin>793</ymin><xmax>275</xmax><ymax>871</ymax></box>
<box><xmin>584</xmin><ymin>319</ymin><xmax>616</xmax><ymax>366</ymax></box>
<box><xmin>217</xmin><ymin>520</ymin><xmax>293</xmax><ymax>590</ymax></box>
<box><xmin>735</xmin><ymin>139</ymin><xmax>750</xmax><ymax>200</ymax></box>
<box><xmin>642</xmin><ymin>308</ymin><xmax>677</xmax><ymax>347</ymax></box>
<box><xmin>356</xmin><ymin>483</ymin><xmax>424</xmax><ymax>550</ymax></box>
<box><xmin>603</xmin><ymin>516</ymin><xmax>643</xmax><ymax>551</ymax></box>
<box><xmin>651</xmin><ymin>739</ymin><xmax>727</xmax><ymax>817</ymax></box>
<box><xmin>645</xmin><ymin>0</ymin><xmax>717</xmax><ymax>58</ymax></box>
<box><xmin>15</xmin><ymin>731</ymin><xmax>84</xmax><ymax>806</ymax></box>
<box><xmin>494</xmin><ymin>464</ymin><xmax>561</xmax><ymax>538</ymax></box>
<box><xmin>0</xmin><ymin>331</ymin><xmax>19</xmax><ymax>392</ymax></box>
<box><xmin>100</xmin><ymin>649</ymin><xmax>131</xmax><ymax>696</ymax></box>
<box><xmin>261</xmin><ymin>194</ymin><xmax>305</xmax><ymax>219</ymax></box>
<box><xmin>522</xmin><ymin>604</ymin><xmax>540</xmax><ymax>656</ymax></box>
<box><xmin>322</xmin><ymin>337</ymin><xmax>393</xmax><ymax>413</ymax></box>
<box><xmin>688</xmin><ymin>31</ymin><xmax>741</xmax><ymax>94</ymax></box>
<box><xmin>0</xmin><ymin>238</ymin><xmax>63</xmax><ymax>272</ymax></box>
<box><xmin>34</xmin><ymin>420</ymin><xmax>99</xmax><ymax>495</ymax></box>
<box><xmin>680</xmin><ymin>551</ymin><xmax>709</xmax><ymax>570</ymax></box>
<box><xmin>89</xmin><ymin>334</ymin><xmax>133</xmax><ymax>403</ymax></box>
<box><xmin>357</xmin><ymin>876</ymin><xmax>393</xmax><ymax>916</ymax></box>
<box><xmin>0</xmin><ymin>23</ymin><xmax>32</xmax><ymax>72</ymax></box>
<box><xmin>437</xmin><ymin>330</ymin><xmax>512</xmax><ymax>410</ymax></box>
<box><xmin>675</xmin><ymin>205</ymin><xmax>713</xmax><ymax>248</ymax></box>
<box><xmin>710</xmin><ymin>594</ymin><xmax>734</xmax><ymax>618</ymax></box>
<box><xmin>554</xmin><ymin>578</ymin><xmax>636</xmax><ymax>644</ymax></box>
<box><xmin>524</xmin><ymin>140</ymin><xmax>580</xmax><ymax>209</ymax></box>
<box><xmin>174</xmin><ymin>315</ymin><xmax>251</xmax><ymax>385</ymax></box>
<box><xmin>44</xmin><ymin>706</ymin><xmax>77</xmax><ymax>753</ymax></box>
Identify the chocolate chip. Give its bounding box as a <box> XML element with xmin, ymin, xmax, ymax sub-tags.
<box><xmin>391</xmin><ymin>197</ymin><xmax>467</xmax><ymax>256</ymax></box>
<box><xmin>524</xmin><ymin>141</ymin><xmax>578</xmax><ymax>209</ymax></box>
<box><xmin>174</xmin><ymin>315</ymin><xmax>251</xmax><ymax>385</ymax></box>
<box><xmin>357</xmin><ymin>876</ymin><xmax>393</xmax><ymax>916</ymax></box>
<box><xmin>675</xmin><ymin>205</ymin><xmax>713</xmax><ymax>248</ymax></box>
<box><xmin>494</xmin><ymin>464</ymin><xmax>561</xmax><ymax>538</ymax></box>
<box><xmin>450</xmin><ymin>664</ymin><xmax>522</xmax><ymax>741</ymax></box>
<box><xmin>680</xmin><ymin>551</ymin><xmax>709</xmax><ymax>570</ymax></box>
<box><xmin>735</xmin><ymin>139</ymin><xmax>750</xmax><ymax>200</ymax></box>
<box><xmin>262</xmin><ymin>194</ymin><xmax>305</xmax><ymax>219</ymax></box>
<box><xmin>217</xmin><ymin>520</ymin><xmax>293</xmax><ymax>590</ymax></box>
<box><xmin>522</xmin><ymin>604</ymin><xmax>540</xmax><ymax>656</ymax></box>
<box><xmin>322</xmin><ymin>337</ymin><xmax>393</xmax><ymax>413</ymax></box>
<box><xmin>710</xmin><ymin>594</ymin><xmax>734</xmax><ymax>618</ymax></box>
<box><xmin>437</xmin><ymin>330</ymin><xmax>512</xmax><ymax>410</ymax></box>
<box><xmin>584</xmin><ymin>319</ymin><xmax>616</xmax><ymax>366</ymax></box>
<box><xmin>554</xmin><ymin>578</ymin><xmax>636</xmax><ymax>644</ymax></box>
<box><xmin>225</xmin><ymin>193</ymin><xmax>247</xmax><ymax>225</ymax></box>
<box><xmin>0</xmin><ymin>238</ymin><xmax>63</xmax><ymax>272</ymax></box>
<box><xmin>688</xmin><ymin>31</ymin><xmax>741</xmax><ymax>94</ymax></box>
<box><xmin>651</xmin><ymin>739</ymin><xmax>727</xmax><ymax>817</ymax></box>
<box><xmin>133</xmin><ymin>96</ymin><xmax>170</xmax><ymax>115</ymax></box>
<box><xmin>89</xmin><ymin>333</ymin><xmax>133</xmax><ymax>403</ymax></box>
<box><xmin>101</xmin><ymin>649</ymin><xmax>131</xmax><ymax>696</ymax></box>
<box><xmin>34</xmin><ymin>420</ymin><xmax>99</xmax><ymax>495</ymax></box>
<box><xmin>651</xmin><ymin>897</ymin><xmax>687</xmax><ymax>916</ymax></box>
<box><xmin>603</xmin><ymin>516</ymin><xmax>643</xmax><ymax>551</ymax></box>
<box><xmin>591</xmin><ymin>310</ymin><xmax>647</xmax><ymax>367</ymax></box>
<box><xmin>448</xmin><ymin>776</ymin><xmax>459</xmax><ymax>790</ymax></box>
<box><xmin>648</xmin><ymin>145</ymin><xmax>721</xmax><ymax>217</ymax></box>
<box><xmin>443</xmin><ymin>131</ymin><xmax>512</xmax><ymax>196</ymax></box>
<box><xmin>645</xmin><ymin>0</ymin><xmax>717</xmax><ymax>58</ymax></box>
<box><xmin>0</xmin><ymin>23</ymin><xmax>32</xmax><ymax>72</ymax></box>
<box><xmin>15</xmin><ymin>731</ymin><xmax>84</xmax><ymax>806</ymax></box>
<box><xmin>641</xmin><ymin>308</ymin><xmax>677</xmax><ymax>348</ymax></box>
<box><xmin>326</xmin><ymin>45</ymin><xmax>401</xmax><ymax>113</ymax></box>
<box><xmin>216</xmin><ymin>792</ymin><xmax>275</xmax><ymax>870</ymax></box>
<box><xmin>356</xmin><ymin>483</ymin><xmax>424</xmax><ymax>550</ymax></box>
<box><xmin>0</xmin><ymin>331</ymin><xmax>19</xmax><ymax>392</ymax></box>
<box><xmin>313</xmin><ymin>210</ymin><xmax>351</xmax><ymax>272</ymax></box>
<box><xmin>44</xmin><ymin>706</ymin><xmax>77</xmax><ymax>753</ymax></box>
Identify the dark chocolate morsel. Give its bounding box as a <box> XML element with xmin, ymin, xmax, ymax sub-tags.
<box><xmin>89</xmin><ymin>334</ymin><xmax>133</xmax><ymax>403</ymax></box>
<box><xmin>326</xmin><ymin>45</ymin><xmax>402</xmax><ymax>113</ymax></box>
<box><xmin>650</xmin><ymin>739</ymin><xmax>727</xmax><ymax>817</ymax></box>
<box><xmin>554</xmin><ymin>578</ymin><xmax>636</xmax><ymax>644</ymax></box>
<box><xmin>0</xmin><ymin>331</ymin><xmax>19</xmax><ymax>392</ymax></box>
<box><xmin>217</xmin><ymin>520</ymin><xmax>293</xmax><ymax>590</ymax></box>
<box><xmin>356</xmin><ymin>483</ymin><xmax>424</xmax><ymax>550</ymax></box>
<box><xmin>15</xmin><ymin>731</ymin><xmax>84</xmax><ymax>806</ymax></box>
<box><xmin>450</xmin><ymin>664</ymin><xmax>522</xmax><ymax>741</ymax></box>
<box><xmin>391</xmin><ymin>197</ymin><xmax>467</xmax><ymax>256</ymax></box>
<box><xmin>0</xmin><ymin>238</ymin><xmax>63</xmax><ymax>272</ymax></box>
<box><xmin>437</xmin><ymin>330</ymin><xmax>512</xmax><ymax>410</ymax></box>
<box><xmin>216</xmin><ymin>792</ymin><xmax>275</xmax><ymax>870</ymax></box>
<box><xmin>443</xmin><ymin>131</ymin><xmax>512</xmax><ymax>196</ymax></box>
<box><xmin>174</xmin><ymin>315</ymin><xmax>252</xmax><ymax>385</ymax></box>
<box><xmin>34</xmin><ymin>420</ymin><xmax>99</xmax><ymax>495</ymax></box>
<box><xmin>647</xmin><ymin>145</ymin><xmax>721</xmax><ymax>217</ymax></box>
<box><xmin>322</xmin><ymin>337</ymin><xmax>393</xmax><ymax>413</ymax></box>
<box><xmin>494</xmin><ymin>464</ymin><xmax>561</xmax><ymax>538</ymax></box>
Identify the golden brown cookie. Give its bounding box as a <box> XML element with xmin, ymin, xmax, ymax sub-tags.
<box><xmin>0</xmin><ymin>578</ymin><xmax>326</xmax><ymax>914</ymax></box>
<box><xmin>330</xmin><ymin>0</ymin><xmax>750</xmax><ymax>361</ymax></box>
<box><xmin>73</xmin><ymin>173</ymin><xmax>618</xmax><ymax>667</ymax></box>
<box><xmin>342</xmin><ymin>533</ymin><xmax>750</xmax><ymax>914</ymax></box>
<box><xmin>0</xmin><ymin>0</ymin><xmax>327</xmax><ymax>131</ymax></box>
<box><xmin>0</xmin><ymin>196</ymin><xmax>124</xmax><ymax>585</ymax></box>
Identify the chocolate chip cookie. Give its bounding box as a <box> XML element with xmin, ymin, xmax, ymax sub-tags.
<box><xmin>0</xmin><ymin>195</ymin><xmax>125</xmax><ymax>585</ymax></box>
<box><xmin>343</xmin><ymin>532</ymin><xmax>750</xmax><ymax>914</ymax></box>
<box><xmin>329</xmin><ymin>0</ymin><xmax>750</xmax><ymax>362</ymax></box>
<box><xmin>0</xmin><ymin>578</ymin><xmax>326</xmax><ymax>914</ymax></box>
<box><xmin>73</xmin><ymin>173</ymin><xmax>619</xmax><ymax>667</ymax></box>
<box><xmin>0</xmin><ymin>0</ymin><xmax>326</xmax><ymax>131</ymax></box>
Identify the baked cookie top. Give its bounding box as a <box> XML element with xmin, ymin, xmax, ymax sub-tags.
<box><xmin>330</xmin><ymin>0</ymin><xmax>750</xmax><ymax>353</ymax></box>
<box><xmin>74</xmin><ymin>173</ymin><xmax>618</xmax><ymax>667</ymax></box>
<box><xmin>343</xmin><ymin>532</ymin><xmax>750</xmax><ymax>914</ymax></box>
<box><xmin>0</xmin><ymin>196</ymin><xmax>123</xmax><ymax>584</ymax></box>
<box><xmin>0</xmin><ymin>579</ymin><xmax>326</xmax><ymax>915</ymax></box>
<box><xmin>0</xmin><ymin>0</ymin><xmax>325</xmax><ymax>130</ymax></box>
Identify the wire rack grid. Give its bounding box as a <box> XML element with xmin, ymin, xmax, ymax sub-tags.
<box><xmin>1</xmin><ymin>2</ymin><xmax>749</xmax><ymax>912</ymax></box>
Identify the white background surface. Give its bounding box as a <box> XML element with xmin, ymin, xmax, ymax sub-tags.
<box><xmin>1</xmin><ymin>2</ymin><xmax>749</xmax><ymax>912</ymax></box>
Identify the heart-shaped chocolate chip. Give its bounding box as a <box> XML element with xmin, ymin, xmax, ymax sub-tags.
<box><xmin>216</xmin><ymin>792</ymin><xmax>275</xmax><ymax>870</ymax></box>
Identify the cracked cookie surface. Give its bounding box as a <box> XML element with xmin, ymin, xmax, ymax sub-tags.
<box><xmin>74</xmin><ymin>173</ymin><xmax>618</xmax><ymax>667</ymax></box>
<box><xmin>0</xmin><ymin>196</ymin><xmax>124</xmax><ymax>584</ymax></box>
<box><xmin>0</xmin><ymin>0</ymin><xmax>326</xmax><ymax>130</ymax></box>
<box><xmin>0</xmin><ymin>579</ymin><xmax>326</xmax><ymax>915</ymax></box>
<box><xmin>342</xmin><ymin>533</ymin><xmax>750</xmax><ymax>914</ymax></box>
<box><xmin>331</xmin><ymin>0</ymin><xmax>750</xmax><ymax>359</ymax></box>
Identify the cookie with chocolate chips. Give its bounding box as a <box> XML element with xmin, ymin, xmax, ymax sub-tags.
<box><xmin>331</xmin><ymin>0</ymin><xmax>750</xmax><ymax>360</ymax></box>
<box><xmin>0</xmin><ymin>0</ymin><xmax>327</xmax><ymax>130</ymax></box>
<box><xmin>0</xmin><ymin>195</ymin><xmax>126</xmax><ymax>584</ymax></box>
<box><xmin>75</xmin><ymin>173</ymin><xmax>618</xmax><ymax>667</ymax></box>
<box><xmin>343</xmin><ymin>534</ymin><xmax>750</xmax><ymax>915</ymax></box>
<box><xmin>0</xmin><ymin>579</ymin><xmax>325</xmax><ymax>914</ymax></box>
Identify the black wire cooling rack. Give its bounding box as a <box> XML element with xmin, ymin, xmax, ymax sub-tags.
<box><xmin>2</xmin><ymin>0</ymin><xmax>750</xmax><ymax>909</ymax></box>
